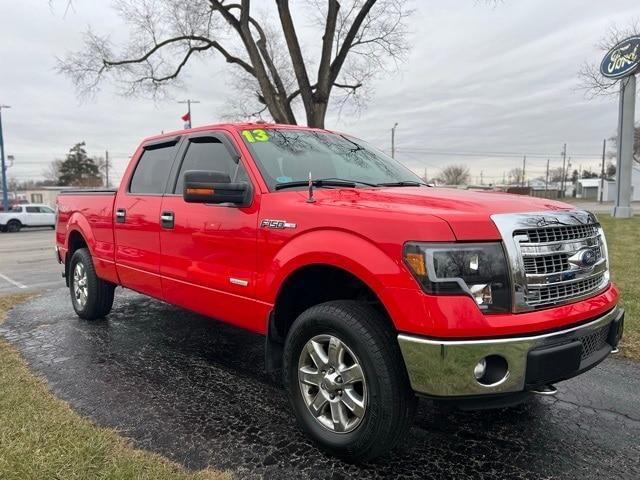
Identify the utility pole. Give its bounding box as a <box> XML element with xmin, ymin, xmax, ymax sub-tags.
<box><xmin>521</xmin><ymin>155</ymin><xmax>526</xmax><ymax>187</ymax></box>
<box><xmin>480</xmin><ymin>170</ymin><xmax>484</xmax><ymax>185</ymax></box>
<box><xmin>599</xmin><ymin>139</ymin><xmax>606</xmax><ymax>203</ymax></box>
<box><xmin>0</xmin><ymin>105</ymin><xmax>11</xmax><ymax>211</ymax></box>
<box><xmin>105</xmin><ymin>150</ymin><xmax>110</xmax><ymax>188</ymax></box>
<box><xmin>545</xmin><ymin>158</ymin><xmax>550</xmax><ymax>197</ymax></box>
<box><xmin>391</xmin><ymin>123</ymin><xmax>399</xmax><ymax>159</ymax></box>
<box><xmin>178</xmin><ymin>99</ymin><xmax>200</xmax><ymax>129</ymax></box>
<box><xmin>560</xmin><ymin>143</ymin><xmax>567</xmax><ymax>198</ymax></box>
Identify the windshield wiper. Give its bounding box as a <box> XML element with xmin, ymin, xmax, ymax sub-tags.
<box><xmin>376</xmin><ymin>181</ymin><xmax>428</xmax><ymax>187</ymax></box>
<box><xmin>274</xmin><ymin>179</ymin><xmax>357</xmax><ymax>190</ymax></box>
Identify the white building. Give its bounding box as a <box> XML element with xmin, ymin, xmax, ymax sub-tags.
<box><xmin>600</xmin><ymin>165</ymin><xmax>640</xmax><ymax>202</ymax></box>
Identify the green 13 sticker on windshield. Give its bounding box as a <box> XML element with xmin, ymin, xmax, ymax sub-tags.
<box><xmin>242</xmin><ymin>129</ymin><xmax>270</xmax><ymax>143</ymax></box>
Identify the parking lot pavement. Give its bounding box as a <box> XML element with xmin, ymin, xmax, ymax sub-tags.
<box><xmin>0</xmin><ymin>229</ymin><xmax>62</xmax><ymax>294</ymax></box>
<box><xmin>1</xmin><ymin>290</ymin><xmax>639</xmax><ymax>479</ymax></box>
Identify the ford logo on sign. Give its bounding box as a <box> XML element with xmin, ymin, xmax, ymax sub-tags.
<box><xmin>600</xmin><ymin>36</ymin><xmax>640</xmax><ymax>79</ymax></box>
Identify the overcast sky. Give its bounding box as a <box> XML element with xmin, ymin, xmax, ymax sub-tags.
<box><xmin>1</xmin><ymin>0</ymin><xmax>639</xmax><ymax>185</ymax></box>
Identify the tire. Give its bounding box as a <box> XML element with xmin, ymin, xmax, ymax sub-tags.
<box><xmin>283</xmin><ymin>300</ymin><xmax>416</xmax><ymax>462</ymax></box>
<box><xmin>6</xmin><ymin>220</ymin><xmax>21</xmax><ymax>233</ymax></box>
<box><xmin>69</xmin><ymin>248</ymin><xmax>115</xmax><ymax>320</ymax></box>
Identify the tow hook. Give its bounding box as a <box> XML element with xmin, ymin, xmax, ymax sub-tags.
<box><xmin>531</xmin><ymin>385</ymin><xmax>557</xmax><ymax>396</ymax></box>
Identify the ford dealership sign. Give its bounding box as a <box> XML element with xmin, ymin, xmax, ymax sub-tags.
<box><xmin>600</xmin><ymin>36</ymin><xmax>640</xmax><ymax>79</ymax></box>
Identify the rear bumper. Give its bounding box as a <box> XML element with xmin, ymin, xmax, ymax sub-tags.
<box><xmin>398</xmin><ymin>306</ymin><xmax>624</xmax><ymax>397</ymax></box>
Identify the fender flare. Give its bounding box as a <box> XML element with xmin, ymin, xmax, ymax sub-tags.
<box><xmin>259</xmin><ymin>228</ymin><xmax>414</xmax><ymax>318</ymax></box>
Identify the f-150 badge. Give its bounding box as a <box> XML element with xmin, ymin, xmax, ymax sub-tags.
<box><xmin>260</xmin><ymin>219</ymin><xmax>297</xmax><ymax>229</ymax></box>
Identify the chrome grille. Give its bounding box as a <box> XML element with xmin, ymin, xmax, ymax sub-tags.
<box><xmin>514</xmin><ymin>224</ymin><xmax>599</xmax><ymax>243</ymax></box>
<box><xmin>526</xmin><ymin>274</ymin><xmax>605</xmax><ymax>307</ymax></box>
<box><xmin>523</xmin><ymin>253</ymin><xmax>569</xmax><ymax>274</ymax></box>
<box><xmin>491</xmin><ymin>211</ymin><xmax>610</xmax><ymax>312</ymax></box>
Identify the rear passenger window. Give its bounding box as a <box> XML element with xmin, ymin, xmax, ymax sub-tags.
<box><xmin>129</xmin><ymin>144</ymin><xmax>176</xmax><ymax>194</ymax></box>
<box><xmin>26</xmin><ymin>206</ymin><xmax>39</xmax><ymax>213</ymax></box>
<box><xmin>174</xmin><ymin>137</ymin><xmax>248</xmax><ymax>195</ymax></box>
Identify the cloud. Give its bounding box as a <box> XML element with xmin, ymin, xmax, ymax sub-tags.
<box><xmin>1</xmin><ymin>0</ymin><xmax>638</xmax><ymax>184</ymax></box>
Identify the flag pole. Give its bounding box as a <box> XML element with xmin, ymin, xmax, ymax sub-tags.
<box><xmin>178</xmin><ymin>99</ymin><xmax>200</xmax><ymax>129</ymax></box>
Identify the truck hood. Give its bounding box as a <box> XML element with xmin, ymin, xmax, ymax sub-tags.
<box><xmin>306</xmin><ymin>187</ymin><xmax>576</xmax><ymax>241</ymax></box>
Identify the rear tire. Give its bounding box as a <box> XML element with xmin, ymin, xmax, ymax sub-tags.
<box><xmin>283</xmin><ymin>300</ymin><xmax>416</xmax><ymax>462</ymax></box>
<box><xmin>69</xmin><ymin>248</ymin><xmax>115</xmax><ymax>320</ymax></box>
<box><xmin>6</xmin><ymin>220</ymin><xmax>21</xmax><ymax>233</ymax></box>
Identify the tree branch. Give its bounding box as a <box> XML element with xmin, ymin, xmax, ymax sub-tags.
<box><xmin>329</xmin><ymin>0</ymin><xmax>377</xmax><ymax>85</ymax></box>
<box><xmin>316</xmin><ymin>0</ymin><xmax>340</xmax><ymax>100</ymax></box>
<box><xmin>276</xmin><ymin>0</ymin><xmax>315</xmax><ymax>120</ymax></box>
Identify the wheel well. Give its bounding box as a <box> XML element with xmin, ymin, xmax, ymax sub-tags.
<box><xmin>65</xmin><ymin>230</ymin><xmax>88</xmax><ymax>285</ymax></box>
<box><xmin>264</xmin><ymin>264</ymin><xmax>394</xmax><ymax>375</ymax></box>
<box><xmin>7</xmin><ymin>218</ymin><xmax>21</xmax><ymax>225</ymax></box>
<box><xmin>273</xmin><ymin>265</ymin><xmax>388</xmax><ymax>339</ymax></box>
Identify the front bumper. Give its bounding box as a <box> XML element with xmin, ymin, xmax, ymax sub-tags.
<box><xmin>398</xmin><ymin>306</ymin><xmax>624</xmax><ymax>397</ymax></box>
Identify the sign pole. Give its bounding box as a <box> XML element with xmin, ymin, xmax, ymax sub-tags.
<box><xmin>612</xmin><ymin>74</ymin><xmax>636</xmax><ymax>218</ymax></box>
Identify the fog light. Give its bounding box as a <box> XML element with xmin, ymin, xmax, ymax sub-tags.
<box><xmin>474</xmin><ymin>355</ymin><xmax>509</xmax><ymax>386</ymax></box>
<box><xmin>474</xmin><ymin>358</ymin><xmax>487</xmax><ymax>380</ymax></box>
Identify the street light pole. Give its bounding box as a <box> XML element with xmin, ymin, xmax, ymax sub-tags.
<box><xmin>0</xmin><ymin>105</ymin><xmax>11</xmax><ymax>212</ymax></box>
<box><xmin>391</xmin><ymin>122</ymin><xmax>399</xmax><ymax>159</ymax></box>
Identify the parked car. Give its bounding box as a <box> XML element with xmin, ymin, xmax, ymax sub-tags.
<box><xmin>0</xmin><ymin>203</ymin><xmax>56</xmax><ymax>232</ymax></box>
<box><xmin>55</xmin><ymin>124</ymin><xmax>624</xmax><ymax>461</ymax></box>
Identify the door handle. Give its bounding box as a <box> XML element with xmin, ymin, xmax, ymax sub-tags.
<box><xmin>160</xmin><ymin>211</ymin><xmax>174</xmax><ymax>229</ymax></box>
<box><xmin>115</xmin><ymin>208</ymin><xmax>126</xmax><ymax>223</ymax></box>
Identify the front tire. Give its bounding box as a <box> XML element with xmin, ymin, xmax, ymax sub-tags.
<box><xmin>283</xmin><ymin>300</ymin><xmax>416</xmax><ymax>462</ymax></box>
<box><xmin>6</xmin><ymin>220</ymin><xmax>21</xmax><ymax>233</ymax></box>
<box><xmin>69</xmin><ymin>248</ymin><xmax>115</xmax><ymax>320</ymax></box>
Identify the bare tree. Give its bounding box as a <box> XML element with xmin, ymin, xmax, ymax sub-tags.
<box><xmin>578</xmin><ymin>21</ymin><xmax>640</xmax><ymax>98</ymax></box>
<box><xmin>507</xmin><ymin>167</ymin><xmax>523</xmax><ymax>185</ymax></box>
<box><xmin>43</xmin><ymin>159</ymin><xmax>63</xmax><ymax>184</ymax></box>
<box><xmin>438</xmin><ymin>164</ymin><xmax>470</xmax><ymax>185</ymax></box>
<box><xmin>57</xmin><ymin>0</ymin><xmax>412</xmax><ymax>128</ymax></box>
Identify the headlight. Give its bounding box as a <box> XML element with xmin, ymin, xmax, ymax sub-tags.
<box><xmin>404</xmin><ymin>242</ymin><xmax>511</xmax><ymax>313</ymax></box>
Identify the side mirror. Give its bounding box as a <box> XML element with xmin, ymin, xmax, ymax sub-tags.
<box><xmin>183</xmin><ymin>170</ymin><xmax>249</xmax><ymax>205</ymax></box>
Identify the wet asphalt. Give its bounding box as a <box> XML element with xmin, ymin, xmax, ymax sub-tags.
<box><xmin>1</xmin><ymin>288</ymin><xmax>639</xmax><ymax>479</ymax></box>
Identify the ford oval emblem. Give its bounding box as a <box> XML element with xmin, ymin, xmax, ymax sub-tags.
<box><xmin>580</xmin><ymin>249</ymin><xmax>597</xmax><ymax>267</ymax></box>
<box><xmin>600</xmin><ymin>36</ymin><xmax>640</xmax><ymax>79</ymax></box>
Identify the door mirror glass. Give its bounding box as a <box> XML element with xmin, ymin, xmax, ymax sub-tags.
<box><xmin>183</xmin><ymin>170</ymin><xmax>249</xmax><ymax>205</ymax></box>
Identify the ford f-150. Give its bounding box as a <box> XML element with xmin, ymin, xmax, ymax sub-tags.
<box><xmin>55</xmin><ymin>123</ymin><xmax>624</xmax><ymax>460</ymax></box>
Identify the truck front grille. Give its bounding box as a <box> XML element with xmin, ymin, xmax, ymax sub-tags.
<box><xmin>491</xmin><ymin>211</ymin><xmax>610</xmax><ymax>312</ymax></box>
<box><xmin>514</xmin><ymin>224</ymin><xmax>599</xmax><ymax>243</ymax></box>
<box><xmin>526</xmin><ymin>274</ymin><xmax>606</xmax><ymax>307</ymax></box>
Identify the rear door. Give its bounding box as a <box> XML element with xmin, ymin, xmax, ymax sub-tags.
<box><xmin>25</xmin><ymin>206</ymin><xmax>45</xmax><ymax>226</ymax></box>
<box><xmin>38</xmin><ymin>206</ymin><xmax>56</xmax><ymax>226</ymax></box>
<box><xmin>159</xmin><ymin>131</ymin><xmax>262</xmax><ymax>331</ymax></box>
<box><xmin>114</xmin><ymin>137</ymin><xmax>180</xmax><ymax>299</ymax></box>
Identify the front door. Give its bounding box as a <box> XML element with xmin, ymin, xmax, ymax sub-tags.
<box><xmin>159</xmin><ymin>131</ymin><xmax>263</xmax><ymax>332</ymax></box>
<box><xmin>114</xmin><ymin>138</ymin><xmax>179</xmax><ymax>299</ymax></box>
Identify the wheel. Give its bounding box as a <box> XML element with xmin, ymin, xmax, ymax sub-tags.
<box><xmin>6</xmin><ymin>220</ymin><xmax>21</xmax><ymax>233</ymax></box>
<box><xmin>283</xmin><ymin>300</ymin><xmax>416</xmax><ymax>462</ymax></box>
<box><xmin>69</xmin><ymin>248</ymin><xmax>115</xmax><ymax>320</ymax></box>
<box><xmin>0</xmin><ymin>226</ymin><xmax>6</xmax><ymax>233</ymax></box>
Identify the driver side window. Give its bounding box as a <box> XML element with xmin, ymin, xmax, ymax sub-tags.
<box><xmin>175</xmin><ymin>137</ymin><xmax>248</xmax><ymax>195</ymax></box>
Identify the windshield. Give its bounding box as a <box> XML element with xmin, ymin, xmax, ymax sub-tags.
<box><xmin>239</xmin><ymin>128</ymin><xmax>423</xmax><ymax>191</ymax></box>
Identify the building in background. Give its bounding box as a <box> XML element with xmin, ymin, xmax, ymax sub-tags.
<box><xmin>15</xmin><ymin>186</ymin><xmax>77</xmax><ymax>207</ymax></box>
<box><xmin>600</xmin><ymin>165</ymin><xmax>640</xmax><ymax>202</ymax></box>
<box><xmin>576</xmin><ymin>178</ymin><xmax>600</xmax><ymax>200</ymax></box>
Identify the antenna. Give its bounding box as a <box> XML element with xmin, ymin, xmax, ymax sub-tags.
<box><xmin>306</xmin><ymin>171</ymin><xmax>315</xmax><ymax>203</ymax></box>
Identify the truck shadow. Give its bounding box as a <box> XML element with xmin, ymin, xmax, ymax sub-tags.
<box><xmin>2</xmin><ymin>289</ymin><xmax>637</xmax><ymax>480</ymax></box>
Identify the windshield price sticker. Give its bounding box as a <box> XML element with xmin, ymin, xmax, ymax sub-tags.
<box><xmin>242</xmin><ymin>129</ymin><xmax>270</xmax><ymax>143</ymax></box>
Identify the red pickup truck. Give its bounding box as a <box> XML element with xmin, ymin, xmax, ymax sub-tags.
<box><xmin>56</xmin><ymin>123</ymin><xmax>624</xmax><ymax>461</ymax></box>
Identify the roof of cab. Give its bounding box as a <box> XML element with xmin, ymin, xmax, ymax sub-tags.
<box><xmin>140</xmin><ymin>122</ymin><xmax>330</xmax><ymax>145</ymax></box>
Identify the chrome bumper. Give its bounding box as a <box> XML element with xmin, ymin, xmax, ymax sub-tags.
<box><xmin>398</xmin><ymin>307</ymin><xmax>623</xmax><ymax>397</ymax></box>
